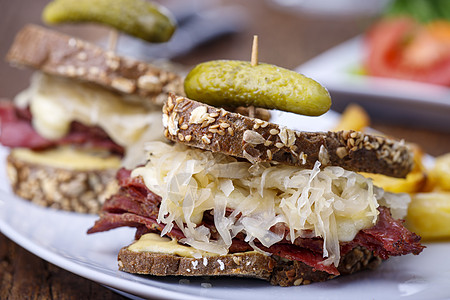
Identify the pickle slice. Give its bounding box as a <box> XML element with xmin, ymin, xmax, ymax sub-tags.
<box><xmin>42</xmin><ymin>0</ymin><xmax>176</xmax><ymax>43</ymax></box>
<box><xmin>184</xmin><ymin>60</ymin><xmax>331</xmax><ymax>116</ymax></box>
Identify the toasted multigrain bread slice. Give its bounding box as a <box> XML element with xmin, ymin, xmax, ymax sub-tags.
<box><xmin>6</xmin><ymin>151</ymin><xmax>119</xmax><ymax>214</ymax></box>
<box><xmin>6</xmin><ymin>24</ymin><xmax>184</xmax><ymax>105</ymax></box>
<box><xmin>118</xmin><ymin>246</ymin><xmax>381</xmax><ymax>286</ymax></box>
<box><xmin>162</xmin><ymin>94</ymin><xmax>414</xmax><ymax>178</ymax></box>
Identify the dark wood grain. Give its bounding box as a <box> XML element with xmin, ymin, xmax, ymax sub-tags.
<box><xmin>0</xmin><ymin>0</ymin><xmax>449</xmax><ymax>299</ymax></box>
<box><xmin>0</xmin><ymin>234</ymin><xmax>124</xmax><ymax>300</ymax></box>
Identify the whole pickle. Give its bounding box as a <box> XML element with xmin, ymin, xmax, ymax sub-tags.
<box><xmin>184</xmin><ymin>60</ymin><xmax>331</xmax><ymax>116</ymax></box>
<box><xmin>42</xmin><ymin>0</ymin><xmax>176</xmax><ymax>43</ymax></box>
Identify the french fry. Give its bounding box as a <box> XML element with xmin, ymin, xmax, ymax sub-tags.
<box><xmin>362</xmin><ymin>171</ymin><xmax>426</xmax><ymax>193</ymax></box>
<box><xmin>429</xmin><ymin>153</ymin><xmax>450</xmax><ymax>191</ymax></box>
<box><xmin>360</xmin><ymin>146</ymin><xmax>427</xmax><ymax>193</ymax></box>
<box><xmin>333</xmin><ymin>103</ymin><xmax>370</xmax><ymax>132</ymax></box>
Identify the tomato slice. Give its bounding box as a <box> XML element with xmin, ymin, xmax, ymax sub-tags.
<box><xmin>364</xmin><ymin>17</ymin><xmax>450</xmax><ymax>86</ymax></box>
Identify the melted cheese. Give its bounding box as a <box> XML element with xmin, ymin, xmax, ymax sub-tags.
<box><xmin>128</xmin><ymin>233</ymin><xmax>218</xmax><ymax>257</ymax></box>
<box><xmin>11</xmin><ymin>147</ymin><xmax>121</xmax><ymax>170</ymax></box>
<box><xmin>14</xmin><ymin>72</ymin><xmax>165</xmax><ymax>168</ymax></box>
<box><xmin>132</xmin><ymin>142</ymin><xmax>410</xmax><ymax>266</ymax></box>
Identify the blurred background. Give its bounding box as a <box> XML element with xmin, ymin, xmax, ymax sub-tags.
<box><xmin>0</xmin><ymin>0</ymin><xmax>381</xmax><ymax>95</ymax></box>
<box><xmin>1</xmin><ymin>0</ymin><xmax>449</xmax><ymax>155</ymax></box>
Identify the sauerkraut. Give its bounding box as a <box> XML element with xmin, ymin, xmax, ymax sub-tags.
<box><xmin>132</xmin><ymin>142</ymin><xmax>410</xmax><ymax>266</ymax></box>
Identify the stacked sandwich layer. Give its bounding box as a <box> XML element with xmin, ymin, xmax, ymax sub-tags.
<box><xmin>88</xmin><ymin>95</ymin><xmax>424</xmax><ymax>286</ymax></box>
<box><xmin>0</xmin><ymin>25</ymin><xmax>184</xmax><ymax>213</ymax></box>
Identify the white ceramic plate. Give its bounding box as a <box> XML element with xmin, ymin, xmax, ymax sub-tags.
<box><xmin>0</xmin><ymin>112</ymin><xmax>449</xmax><ymax>300</ymax></box>
<box><xmin>296</xmin><ymin>36</ymin><xmax>450</xmax><ymax>131</ymax></box>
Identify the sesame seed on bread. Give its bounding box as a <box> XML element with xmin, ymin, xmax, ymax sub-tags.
<box><xmin>162</xmin><ymin>94</ymin><xmax>414</xmax><ymax>178</ymax></box>
<box><xmin>6</xmin><ymin>24</ymin><xmax>184</xmax><ymax>105</ymax></box>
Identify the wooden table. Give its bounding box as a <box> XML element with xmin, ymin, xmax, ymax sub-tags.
<box><xmin>1</xmin><ymin>0</ymin><xmax>449</xmax><ymax>299</ymax></box>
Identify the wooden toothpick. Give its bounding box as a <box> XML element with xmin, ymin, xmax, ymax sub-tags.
<box><xmin>249</xmin><ymin>35</ymin><xmax>258</xmax><ymax>118</ymax></box>
<box><xmin>108</xmin><ymin>29</ymin><xmax>119</xmax><ymax>52</ymax></box>
<box><xmin>251</xmin><ymin>35</ymin><xmax>258</xmax><ymax>66</ymax></box>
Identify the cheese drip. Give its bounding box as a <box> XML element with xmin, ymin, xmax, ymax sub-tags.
<box><xmin>11</xmin><ymin>146</ymin><xmax>121</xmax><ymax>170</ymax></box>
<box><xmin>14</xmin><ymin>72</ymin><xmax>165</xmax><ymax>168</ymax></box>
<box><xmin>128</xmin><ymin>233</ymin><xmax>218</xmax><ymax>258</ymax></box>
<box><xmin>132</xmin><ymin>142</ymin><xmax>410</xmax><ymax>267</ymax></box>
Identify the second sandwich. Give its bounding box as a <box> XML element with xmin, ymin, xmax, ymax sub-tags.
<box><xmin>0</xmin><ymin>25</ymin><xmax>184</xmax><ymax>213</ymax></box>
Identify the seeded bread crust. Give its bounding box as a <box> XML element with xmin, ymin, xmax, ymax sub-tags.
<box><xmin>6</xmin><ymin>24</ymin><xmax>184</xmax><ymax>105</ymax></box>
<box><xmin>163</xmin><ymin>94</ymin><xmax>413</xmax><ymax>178</ymax></box>
<box><xmin>6</xmin><ymin>152</ymin><xmax>119</xmax><ymax>214</ymax></box>
<box><xmin>118</xmin><ymin>250</ymin><xmax>274</xmax><ymax>280</ymax></box>
<box><xmin>118</xmin><ymin>246</ymin><xmax>381</xmax><ymax>286</ymax></box>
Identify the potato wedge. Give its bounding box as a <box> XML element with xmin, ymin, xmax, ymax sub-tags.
<box><xmin>362</xmin><ymin>171</ymin><xmax>426</xmax><ymax>193</ymax></box>
<box><xmin>429</xmin><ymin>153</ymin><xmax>450</xmax><ymax>191</ymax></box>
<box><xmin>405</xmin><ymin>192</ymin><xmax>450</xmax><ymax>240</ymax></box>
<box><xmin>361</xmin><ymin>146</ymin><xmax>426</xmax><ymax>193</ymax></box>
